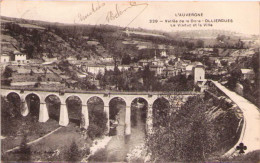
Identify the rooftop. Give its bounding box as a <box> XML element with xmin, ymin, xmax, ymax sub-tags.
<box><xmin>241</xmin><ymin>69</ymin><xmax>254</xmax><ymax>74</ymax></box>
<box><xmin>186</xmin><ymin>65</ymin><xmax>194</xmax><ymax>71</ymax></box>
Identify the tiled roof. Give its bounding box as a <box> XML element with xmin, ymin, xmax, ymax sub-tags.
<box><xmin>241</xmin><ymin>69</ymin><xmax>254</xmax><ymax>74</ymax></box>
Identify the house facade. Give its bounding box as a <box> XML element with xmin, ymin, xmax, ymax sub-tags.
<box><xmin>194</xmin><ymin>65</ymin><xmax>205</xmax><ymax>83</ymax></box>
<box><xmin>1</xmin><ymin>54</ymin><xmax>10</xmax><ymax>63</ymax></box>
<box><xmin>15</xmin><ymin>54</ymin><xmax>27</xmax><ymax>63</ymax></box>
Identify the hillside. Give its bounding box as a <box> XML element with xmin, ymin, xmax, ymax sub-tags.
<box><xmin>1</xmin><ymin>16</ymin><xmax>258</xmax><ymax>63</ymax></box>
<box><xmin>1</xmin><ymin>16</ymin><xmax>178</xmax><ymax>61</ymax></box>
<box><xmin>1</xmin><ymin>18</ymin><xmax>106</xmax><ymax>60</ymax></box>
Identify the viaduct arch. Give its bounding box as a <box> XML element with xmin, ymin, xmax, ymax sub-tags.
<box><xmin>1</xmin><ymin>87</ymin><xmax>201</xmax><ymax>135</ymax></box>
<box><xmin>45</xmin><ymin>94</ymin><xmax>61</xmax><ymax>122</ymax></box>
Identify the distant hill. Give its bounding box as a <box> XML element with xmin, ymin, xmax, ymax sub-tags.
<box><xmin>1</xmin><ymin>16</ymin><xmax>257</xmax><ymax>62</ymax></box>
<box><xmin>0</xmin><ymin>16</ymin><xmax>177</xmax><ymax>61</ymax></box>
<box><xmin>169</xmin><ymin>30</ymin><xmax>255</xmax><ymax>40</ymax></box>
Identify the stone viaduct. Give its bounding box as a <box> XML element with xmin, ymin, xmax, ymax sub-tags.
<box><xmin>0</xmin><ymin>86</ymin><xmax>201</xmax><ymax>135</ymax></box>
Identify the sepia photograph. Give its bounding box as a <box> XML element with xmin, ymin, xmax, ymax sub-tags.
<box><xmin>0</xmin><ymin>1</ymin><xmax>259</xmax><ymax>162</ymax></box>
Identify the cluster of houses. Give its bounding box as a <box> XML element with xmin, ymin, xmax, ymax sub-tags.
<box><xmin>1</xmin><ymin>33</ymin><xmax>30</xmax><ymax>65</ymax></box>
<box><xmin>75</xmin><ymin>54</ymin><xmax>206</xmax><ymax>84</ymax></box>
<box><xmin>1</xmin><ymin>51</ymin><xmax>29</xmax><ymax>64</ymax></box>
<box><xmin>1</xmin><ymin>46</ymin><xmax>256</xmax><ymax>90</ymax></box>
<box><xmin>5</xmin><ymin>65</ymin><xmax>66</xmax><ymax>88</ymax></box>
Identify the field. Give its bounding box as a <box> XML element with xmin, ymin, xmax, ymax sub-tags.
<box><xmin>2</xmin><ymin>120</ymin><xmax>92</xmax><ymax>161</ymax></box>
<box><xmin>1</xmin><ymin>116</ymin><xmax>60</xmax><ymax>152</ymax></box>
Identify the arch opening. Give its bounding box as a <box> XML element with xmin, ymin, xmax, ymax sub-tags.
<box><xmin>130</xmin><ymin>97</ymin><xmax>148</xmax><ymax>139</ymax></box>
<box><xmin>109</xmin><ymin>97</ymin><xmax>126</xmax><ymax>136</ymax></box>
<box><xmin>45</xmin><ymin>95</ymin><xmax>61</xmax><ymax>122</ymax></box>
<box><xmin>66</xmin><ymin>96</ymin><xmax>82</xmax><ymax>126</ymax></box>
<box><xmin>25</xmin><ymin>93</ymin><xmax>40</xmax><ymax>120</ymax></box>
<box><xmin>152</xmin><ymin>97</ymin><xmax>170</xmax><ymax>127</ymax></box>
<box><xmin>87</xmin><ymin>96</ymin><xmax>106</xmax><ymax>138</ymax></box>
<box><xmin>6</xmin><ymin>92</ymin><xmax>22</xmax><ymax>117</ymax></box>
<box><xmin>130</xmin><ymin>98</ymin><xmax>148</xmax><ymax>129</ymax></box>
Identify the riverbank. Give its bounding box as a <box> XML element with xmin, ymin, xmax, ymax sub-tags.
<box><xmin>81</xmin><ymin>136</ymin><xmax>112</xmax><ymax>162</ymax></box>
<box><xmin>89</xmin><ymin>106</ymin><xmax>147</xmax><ymax>162</ymax></box>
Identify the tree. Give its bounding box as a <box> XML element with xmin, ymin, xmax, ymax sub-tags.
<box><xmin>168</xmin><ymin>59</ymin><xmax>174</xmax><ymax>65</ymax></box>
<box><xmin>117</xmin><ymin>75</ymin><xmax>126</xmax><ymax>90</ymax></box>
<box><xmin>236</xmin><ymin>39</ymin><xmax>244</xmax><ymax>49</ymax></box>
<box><xmin>185</xmin><ymin>41</ymin><xmax>195</xmax><ymax>50</ymax></box>
<box><xmin>121</xmin><ymin>54</ymin><xmax>131</xmax><ymax>65</ymax></box>
<box><xmin>226</xmin><ymin>65</ymin><xmax>242</xmax><ymax>90</ymax></box>
<box><xmin>111</xmin><ymin>65</ymin><xmax>121</xmax><ymax>90</ymax></box>
<box><xmin>251</xmin><ymin>52</ymin><xmax>259</xmax><ymax>88</ymax></box>
<box><xmin>196</xmin><ymin>39</ymin><xmax>204</xmax><ymax>48</ymax></box>
<box><xmin>147</xmin><ymin>96</ymin><xmax>216</xmax><ymax>162</ymax></box>
<box><xmin>18</xmin><ymin>135</ymin><xmax>31</xmax><ymax>162</ymax></box>
<box><xmin>76</xmin><ymin>55</ymin><xmax>82</xmax><ymax>60</ymax></box>
<box><xmin>251</xmin><ymin>52</ymin><xmax>259</xmax><ymax>74</ymax></box>
<box><xmin>1</xmin><ymin>96</ymin><xmax>23</xmax><ymax>137</ymax></box>
<box><xmin>96</xmin><ymin>71</ymin><xmax>103</xmax><ymax>80</ymax></box>
<box><xmin>24</xmin><ymin>44</ymin><xmax>35</xmax><ymax>59</ymax></box>
<box><xmin>220</xmin><ymin>60</ymin><xmax>228</xmax><ymax>67</ymax></box>
<box><xmin>88</xmin><ymin>104</ymin><xmax>107</xmax><ymax>139</ymax></box>
<box><xmin>65</xmin><ymin>141</ymin><xmax>81</xmax><ymax>161</ymax></box>
<box><xmin>37</xmin><ymin>76</ymin><xmax>42</xmax><ymax>82</ymax></box>
<box><xmin>30</xmin><ymin>69</ymin><xmax>33</xmax><ymax>76</ymax></box>
<box><xmin>78</xmin><ymin>77</ymin><xmax>97</xmax><ymax>90</ymax></box>
<box><xmin>142</xmin><ymin>65</ymin><xmax>155</xmax><ymax>91</ymax></box>
<box><xmin>216</xmin><ymin>35</ymin><xmax>226</xmax><ymax>42</ymax></box>
<box><xmin>3</xmin><ymin>67</ymin><xmax>13</xmax><ymax>78</ymax></box>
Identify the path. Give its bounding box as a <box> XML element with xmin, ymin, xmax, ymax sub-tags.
<box><xmin>212</xmin><ymin>81</ymin><xmax>260</xmax><ymax>156</ymax></box>
<box><xmin>4</xmin><ymin>127</ymin><xmax>62</xmax><ymax>153</ymax></box>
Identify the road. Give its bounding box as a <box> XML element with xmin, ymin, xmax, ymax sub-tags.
<box><xmin>212</xmin><ymin>81</ymin><xmax>260</xmax><ymax>156</ymax></box>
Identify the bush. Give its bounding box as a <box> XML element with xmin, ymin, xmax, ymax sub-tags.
<box><xmin>1</xmin><ymin>96</ymin><xmax>22</xmax><ymax>136</ymax></box>
<box><xmin>3</xmin><ymin>66</ymin><xmax>13</xmax><ymax>78</ymax></box>
<box><xmin>18</xmin><ymin>135</ymin><xmax>31</xmax><ymax>161</ymax></box>
<box><xmin>87</xmin><ymin>124</ymin><xmax>104</xmax><ymax>140</ymax></box>
<box><xmin>88</xmin><ymin>104</ymin><xmax>107</xmax><ymax>139</ymax></box>
<box><xmin>147</xmin><ymin>96</ymin><xmax>217</xmax><ymax>162</ymax></box>
<box><xmin>65</xmin><ymin>141</ymin><xmax>81</xmax><ymax>162</ymax></box>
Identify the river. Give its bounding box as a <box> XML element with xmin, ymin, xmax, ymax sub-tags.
<box><xmin>89</xmin><ymin>104</ymin><xmax>146</xmax><ymax>162</ymax></box>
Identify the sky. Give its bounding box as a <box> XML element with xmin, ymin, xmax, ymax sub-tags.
<box><xmin>1</xmin><ymin>0</ymin><xmax>259</xmax><ymax>35</ymax></box>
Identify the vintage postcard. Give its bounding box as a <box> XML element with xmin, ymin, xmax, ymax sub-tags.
<box><xmin>0</xmin><ymin>1</ymin><xmax>259</xmax><ymax>162</ymax></box>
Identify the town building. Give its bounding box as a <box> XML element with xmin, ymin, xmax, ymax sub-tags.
<box><xmin>163</xmin><ymin>66</ymin><xmax>176</xmax><ymax>77</ymax></box>
<box><xmin>185</xmin><ymin>65</ymin><xmax>194</xmax><ymax>77</ymax></box>
<box><xmin>138</xmin><ymin>59</ymin><xmax>150</xmax><ymax>67</ymax></box>
<box><xmin>87</xmin><ymin>40</ymin><xmax>100</xmax><ymax>46</ymax></box>
<box><xmin>67</xmin><ymin>56</ymin><xmax>77</xmax><ymax>62</ymax></box>
<box><xmin>118</xmin><ymin>65</ymin><xmax>131</xmax><ymax>71</ymax></box>
<box><xmin>160</xmin><ymin>50</ymin><xmax>167</xmax><ymax>57</ymax></box>
<box><xmin>0</xmin><ymin>54</ymin><xmax>10</xmax><ymax>63</ymax></box>
<box><xmin>14</xmin><ymin>51</ymin><xmax>27</xmax><ymax>63</ymax></box>
<box><xmin>241</xmin><ymin>69</ymin><xmax>255</xmax><ymax>81</ymax></box>
<box><xmin>101</xmin><ymin>57</ymin><xmax>114</xmax><ymax>62</ymax></box>
<box><xmin>131</xmin><ymin>64</ymin><xmax>141</xmax><ymax>71</ymax></box>
<box><xmin>150</xmin><ymin>65</ymin><xmax>164</xmax><ymax>76</ymax></box>
<box><xmin>194</xmin><ymin>64</ymin><xmax>205</xmax><ymax>83</ymax></box>
<box><xmin>43</xmin><ymin>56</ymin><xmax>58</xmax><ymax>63</ymax></box>
<box><xmin>105</xmin><ymin>64</ymin><xmax>115</xmax><ymax>71</ymax></box>
<box><xmin>86</xmin><ymin>64</ymin><xmax>106</xmax><ymax>75</ymax></box>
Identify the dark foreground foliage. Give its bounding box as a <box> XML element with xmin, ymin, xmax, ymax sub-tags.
<box><xmin>147</xmin><ymin>95</ymin><xmax>242</xmax><ymax>162</ymax></box>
